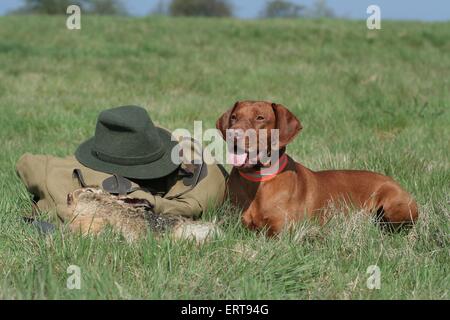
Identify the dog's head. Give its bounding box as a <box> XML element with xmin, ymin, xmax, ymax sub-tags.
<box><xmin>216</xmin><ymin>101</ymin><xmax>302</xmax><ymax>170</ymax></box>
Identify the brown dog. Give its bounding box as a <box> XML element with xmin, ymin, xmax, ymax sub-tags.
<box><xmin>216</xmin><ymin>101</ymin><xmax>418</xmax><ymax>236</ymax></box>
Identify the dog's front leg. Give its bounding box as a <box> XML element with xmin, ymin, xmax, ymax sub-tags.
<box><xmin>241</xmin><ymin>204</ymin><xmax>264</xmax><ymax>231</ymax></box>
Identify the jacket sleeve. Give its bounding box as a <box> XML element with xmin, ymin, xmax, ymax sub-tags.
<box><xmin>127</xmin><ymin>189</ymin><xmax>203</xmax><ymax>218</ymax></box>
<box><xmin>130</xmin><ymin>164</ymin><xmax>227</xmax><ymax>219</ymax></box>
<box><xmin>154</xmin><ymin>195</ymin><xmax>204</xmax><ymax>218</ymax></box>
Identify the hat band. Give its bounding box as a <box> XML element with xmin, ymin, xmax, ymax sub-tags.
<box><xmin>92</xmin><ymin>147</ymin><xmax>165</xmax><ymax>166</ymax></box>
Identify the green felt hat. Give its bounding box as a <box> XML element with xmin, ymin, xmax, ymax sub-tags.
<box><xmin>75</xmin><ymin>105</ymin><xmax>179</xmax><ymax>180</ymax></box>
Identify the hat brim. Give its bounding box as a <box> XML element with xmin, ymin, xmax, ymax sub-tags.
<box><xmin>75</xmin><ymin>127</ymin><xmax>180</xmax><ymax>180</ymax></box>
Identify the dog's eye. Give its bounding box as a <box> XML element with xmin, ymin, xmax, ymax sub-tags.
<box><xmin>256</xmin><ymin>115</ymin><xmax>265</xmax><ymax>121</ymax></box>
<box><xmin>230</xmin><ymin>114</ymin><xmax>237</xmax><ymax>121</ymax></box>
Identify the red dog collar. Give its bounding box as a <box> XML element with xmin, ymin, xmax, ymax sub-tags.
<box><xmin>239</xmin><ymin>154</ymin><xmax>289</xmax><ymax>182</ymax></box>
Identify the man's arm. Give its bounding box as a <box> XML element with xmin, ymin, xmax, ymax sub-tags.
<box><xmin>130</xmin><ymin>164</ymin><xmax>227</xmax><ymax>219</ymax></box>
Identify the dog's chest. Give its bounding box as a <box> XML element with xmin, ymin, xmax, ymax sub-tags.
<box><xmin>227</xmin><ymin>170</ymin><xmax>258</xmax><ymax>208</ymax></box>
<box><xmin>227</xmin><ymin>170</ymin><xmax>291</xmax><ymax>207</ymax></box>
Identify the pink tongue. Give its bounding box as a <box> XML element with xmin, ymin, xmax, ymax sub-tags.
<box><xmin>227</xmin><ymin>151</ymin><xmax>248</xmax><ymax>166</ymax></box>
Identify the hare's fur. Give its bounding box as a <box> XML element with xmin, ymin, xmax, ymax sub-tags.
<box><xmin>66</xmin><ymin>188</ymin><xmax>220</xmax><ymax>243</ymax></box>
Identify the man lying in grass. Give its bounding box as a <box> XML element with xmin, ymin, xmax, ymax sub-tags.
<box><xmin>16</xmin><ymin>105</ymin><xmax>227</xmax><ymax>241</ymax></box>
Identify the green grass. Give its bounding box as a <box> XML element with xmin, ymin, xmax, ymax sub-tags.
<box><xmin>0</xmin><ymin>15</ymin><xmax>449</xmax><ymax>299</ymax></box>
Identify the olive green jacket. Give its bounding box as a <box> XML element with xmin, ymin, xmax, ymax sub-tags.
<box><xmin>16</xmin><ymin>153</ymin><xmax>227</xmax><ymax>222</ymax></box>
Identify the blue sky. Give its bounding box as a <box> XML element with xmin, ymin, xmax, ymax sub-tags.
<box><xmin>0</xmin><ymin>0</ymin><xmax>449</xmax><ymax>21</ymax></box>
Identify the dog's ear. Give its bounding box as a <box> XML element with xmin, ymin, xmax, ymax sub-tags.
<box><xmin>271</xmin><ymin>103</ymin><xmax>302</xmax><ymax>148</ymax></box>
<box><xmin>216</xmin><ymin>101</ymin><xmax>239</xmax><ymax>138</ymax></box>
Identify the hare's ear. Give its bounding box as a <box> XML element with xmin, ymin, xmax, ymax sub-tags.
<box><xmin>216</xmin><ymin>101</ymin><xmax>239</xmax><ymax>138</ymax></box>
<box><xmin>271</xmin><ymin>103</ymin><xmax>302</xmax><ymax>148</ymax></box>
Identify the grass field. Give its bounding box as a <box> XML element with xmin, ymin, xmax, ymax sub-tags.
<box><xmin>0</xmin><ymin>15</ymin><xmax>449</xmax><ymax>299</ymax></box>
